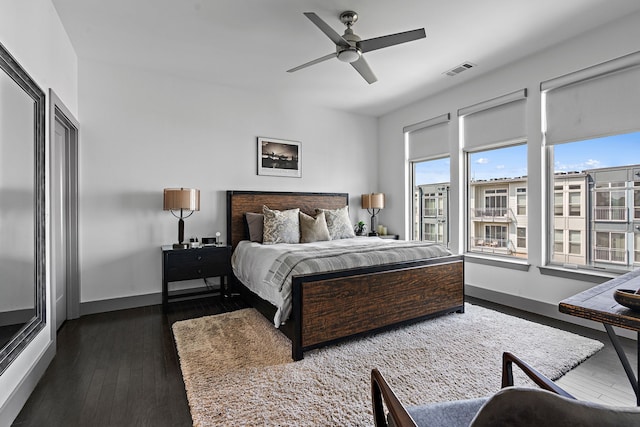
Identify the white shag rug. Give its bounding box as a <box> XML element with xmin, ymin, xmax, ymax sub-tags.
<box><xmin>172</xmin><ymin>304</ymin><xmax>603</xmax><ymax>426</ymax></box>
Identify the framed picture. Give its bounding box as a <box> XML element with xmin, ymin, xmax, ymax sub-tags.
<box><xmin>257</xmin><ymin>137</ymin><xmax>302</xmax><ymax>178</ymax></box>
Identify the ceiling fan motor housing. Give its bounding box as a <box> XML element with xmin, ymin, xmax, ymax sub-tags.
<box><xmin>337</xmin><ymin>28</ymin><xmax>362</xmax><ymax>63</ymax></box>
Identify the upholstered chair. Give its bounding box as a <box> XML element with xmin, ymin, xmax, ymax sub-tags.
<box><xmin>371</xmin><ymin>352</ymin><xmax>640</xmax><ymax>427</ymax></box>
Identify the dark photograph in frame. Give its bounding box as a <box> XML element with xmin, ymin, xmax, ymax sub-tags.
<box><xmin>257</xmin><ymin>137</ymin><xmax>301</xmax><ymax>177</ymax></box>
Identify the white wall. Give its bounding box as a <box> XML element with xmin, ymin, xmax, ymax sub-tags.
<box><xmin>0</xmin><ymin>1</ymin><xmax>77</xmax><ymax>425</ymax></box>
<box><xmin>378</xmin><ymin>11</ymin><xmax>640</xmax><ymax>323</ymax></box>
<box><xmin>77</xmin><ymin>58</ymin><xmax>378</xmax><ymax>304</ymax></box>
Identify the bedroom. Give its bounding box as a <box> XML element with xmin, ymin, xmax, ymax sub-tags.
<box><xmin>2</xmin><ymin>0</ymin><xmax>640</xmax><ymax>425</ymax></box>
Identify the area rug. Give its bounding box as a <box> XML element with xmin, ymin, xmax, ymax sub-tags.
<box><xmin>172</xmin><ymin>304</ymin><xmax>603</xmax><ymax>426</ymax></box>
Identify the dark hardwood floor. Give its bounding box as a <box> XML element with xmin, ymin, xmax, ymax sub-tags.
<box><xmin>12</xmin><ymin>296</ymin><xmax>247</xmax><ymax>427</ymax></box>
<box><xmin>11</xmin><ymin>295</ymin><xmax>637</xmax><ymax>426</ymax></box>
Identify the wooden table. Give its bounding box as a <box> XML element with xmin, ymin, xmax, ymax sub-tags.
<box><xmin>559</xmin><ymin>269</ymin><xmax>640</xmax><ymax>405</ymax></box>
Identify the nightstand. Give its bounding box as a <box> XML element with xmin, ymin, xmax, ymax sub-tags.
<box><xmin>373</xmin><ymin>234</ymin><xmax>399</xmax><ymax>240</ymax></box>
<box><xmin>161</xmin><ymin>245</ymin><xmax>231</xmax><ymax>307</ymax></box>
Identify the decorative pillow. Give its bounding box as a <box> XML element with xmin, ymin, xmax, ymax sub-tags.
<box><xmin>299</xmin><ymin>211</ymin><xmax>331</xmax><ymax>243</ymax></box>
<box><xmin>245</xmin><ymin>212</ymin><xmax>264</xmax><ymax>243</ymax></box>
<box><xmin>316</xmin><ymin>205</ymin><xmax>356</xmax><ymax>240</ymax></box>
<box><xmin>262</xmin><ymin>205</ymin><xmax>300</xmax><ymax>244</ymax></box>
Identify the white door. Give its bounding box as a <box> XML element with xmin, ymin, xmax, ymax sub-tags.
<box><xmin>53</xmin><ymin>118</ymin><xmax>68</xmax><ymax>330</ymax></box>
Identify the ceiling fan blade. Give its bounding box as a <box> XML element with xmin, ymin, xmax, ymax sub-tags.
<box><xmin>303</xmin><ymin>12</ymin><xmax>350</xmax><ymax>48</ymax></box>
<box><xmin>351</xmin><ymin>56</ymin><xmax>377</xmax><ymax>84</ymax></box>
<box><xmin>358</xmin><ymin>28</ymin><xmax>426</xmax><ymax>53</ymax></box>
<box><xmin>287</xmin><ymin>52</ymin><xmax>337</xmax><ymax>73</ymax></box>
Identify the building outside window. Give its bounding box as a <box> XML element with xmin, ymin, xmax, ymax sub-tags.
<box><xmin>468</xmin><ymin>144</ymin><xmax>527</xmax><ymax>258</ymax></box>
<box><xmin>412</xmin><ymin>157</ymin><xmax>450</xmax><ymax>245</ymax></box>
<box><xmin>549</xmin><ymin>133</ymin><xmax>640</xmax><ymax>271</ymax></box>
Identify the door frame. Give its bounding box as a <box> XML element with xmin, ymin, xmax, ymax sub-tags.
<box><xmin>49</xmin><ymin>89</ymin><xmax>80</xmax><ymax>332</ymax></box>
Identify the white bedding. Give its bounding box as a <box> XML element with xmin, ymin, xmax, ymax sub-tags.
<box><xmin>231</xmin><ymin>237</ymin><xmax>451</xmax><ymax>327</ymax></box>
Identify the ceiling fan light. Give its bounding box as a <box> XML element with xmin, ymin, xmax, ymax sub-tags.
<box><xmin>337</xmin><ymin>48</ymin><xmax>361</xmax><ymax>63</ymax></box>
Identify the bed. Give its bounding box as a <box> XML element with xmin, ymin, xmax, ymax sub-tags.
<box><xmin>227</xmin><ymin>190</ymin><xmax>464</xmax><ymax>360</ymax></box>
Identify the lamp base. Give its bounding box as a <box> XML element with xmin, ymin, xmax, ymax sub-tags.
<box><xmin>172</xmin><ymin>243</ymin><xmax>190</xmax><ymax>249</ymax></box>
<box><xmin>368</xmin><ymin>232</ymin><xmax>379</xmax><ymax>236</ymax></box>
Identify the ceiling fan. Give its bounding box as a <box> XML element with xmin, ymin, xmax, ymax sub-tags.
<box><xmin>287</xmin><ymin>11</ymin><xmax>426</xmax><ymax>84</ymax></box>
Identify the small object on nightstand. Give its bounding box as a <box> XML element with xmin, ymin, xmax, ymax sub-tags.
<box><xmin>202</xmin><ymin>237</ymin><xmax>217</xmax><ymax>245</ymax></box>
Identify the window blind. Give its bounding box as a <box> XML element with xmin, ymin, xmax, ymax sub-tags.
<box><xmin>404</xmin><ymin>113</ymin><xmax>450</xmax><ymax>160</ymax></box>
<box><xmin>458</xmin><ymin>89</ymin><xmax>527</xmax><ymax>151</ymax></box>
<box><xmin>542</xmin><ymin>50</ymin><xmax>640</xmax><ymax>145</ymax></box>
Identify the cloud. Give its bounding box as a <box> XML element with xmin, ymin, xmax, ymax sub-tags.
<box><xmin>496</xmin><ymin>165</ymin><xmax>505</xmax><ymax>169</ymax></box>
<box><xmin>554</xmin><ymin>158</ymin><xmax>602</xmax><ymax>173</ymax></box>
<box><xmin>476</xmin><ymin>158</ymin><xmax>489</xmax><ymax>164</ymax></box>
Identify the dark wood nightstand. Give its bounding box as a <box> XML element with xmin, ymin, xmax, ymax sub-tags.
<box><xmin>372</xmin><ymin>234</ymin><xmax>399</xmax><ymax>240</ymax></box>
<box><xmin>161</xmin><ymin>245</ymin><xmax>231</xmax><ymax>307</ymax></box>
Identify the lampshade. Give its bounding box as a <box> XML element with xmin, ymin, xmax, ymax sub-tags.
<box><xmin>163</xmin><ymin>188</ymin><xmax>200</xmax><ymax>211</ymax></box>
<box><xmin>361</xmin><ymin>193</ymin><xmax>385</xmax><ymax>210</ymax></box>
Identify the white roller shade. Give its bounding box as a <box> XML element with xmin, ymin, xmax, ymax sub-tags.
<box><xmin>542</xmin><ymin>51</ymin><xmax>640</xmax><ymax>145</ymax></box>
<box><xmin>459</xmin><ymin>89</ymin><xmax>527</xmax><ymax>151</ymax></box>
<box><xmin>404</xmin><ymin>113</ymin><xmax>450</xmax><ymax>160</ymax></box>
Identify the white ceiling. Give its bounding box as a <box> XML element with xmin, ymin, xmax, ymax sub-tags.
<box><xmin>52</xmin><ymin>0</ymin><xmax>640</xmax><ymax>117</ymax></box>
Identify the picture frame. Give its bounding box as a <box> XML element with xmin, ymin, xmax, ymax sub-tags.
<box><xmin>257</xmin><ymin>136</ymin><xmax>302</xmax><ymax>178</ymax></box>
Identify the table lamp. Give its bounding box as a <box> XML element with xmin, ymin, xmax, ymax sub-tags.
<box><xmin>163</xmin><ymin>188</ymin><xmax>200</xmax><ymax>249</ymax></box>
<box><xmin>361</xmin><ymin>193</ymin><xmax>385</xmax><ymax>236</ymax></box>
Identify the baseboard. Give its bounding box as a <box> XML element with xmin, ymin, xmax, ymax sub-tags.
<box><xmin>80</xmin><ymin>292</ymin><xmax>161</xmax><ymax>316</ymax></box>
<box><xmin>0</xmin><ymin>341</ymin><xmax>55</xmax><ymax>427</ymax></box>
<box><xmin>0</xmin><ymin>308</ymin><xmax>33</xmax><ymax>328</ymax></box>
<box><xmin>465</xmin><ymin>284</ymin><xmax>636</xmax><ymax>340</ymax></box>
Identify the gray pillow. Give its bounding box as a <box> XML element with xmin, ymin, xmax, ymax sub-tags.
<box><xmin>316</xmin><ymin>205</ymin><xmax>355</xmax><ymax>240</ymax></box>
<box><xmin>245</xmin><ymin>212</ymin><xmax>264</xmax><ymax>243</ymax></box>
<box><xmin>299</xmin><ymin>211</ymin><xmax>331</xmax><ymax>243</ymax></box>
<box><xmin>262</xmin><ymin>205</ymin><xmax>300</xmax><ymax>244</ymax></box>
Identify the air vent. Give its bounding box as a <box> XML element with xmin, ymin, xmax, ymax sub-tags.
<box><xmin>444</xmin><ymin>62</ymin><xmax>476</xmax><ymax>77</ymax></box>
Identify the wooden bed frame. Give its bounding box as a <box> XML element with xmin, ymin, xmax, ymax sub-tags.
<box><xmin>227</xmin><ymin>190</ymin><xmax>465</xmax><ymax>360</ymax></box>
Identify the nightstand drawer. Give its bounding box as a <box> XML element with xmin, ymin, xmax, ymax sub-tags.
<box><xmin>164</xmin><ymin>247</ymin><xmax>230</xmax><ymax>282</ymax></box>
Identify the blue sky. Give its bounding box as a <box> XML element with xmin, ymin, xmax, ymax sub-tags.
<box><xmin>415</xmin><ymin>132</ymin><xmax>640</xmax><ymax>185</ymax></box>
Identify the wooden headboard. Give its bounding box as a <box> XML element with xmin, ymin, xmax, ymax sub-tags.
<box><xmin>226</xmin><ymin>190</ymin><xmax>349</xmax><ymax>250</ymax></box>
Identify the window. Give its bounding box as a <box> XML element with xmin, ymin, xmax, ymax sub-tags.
<box><xmin>635</xmin><ymin>232</ymin><xmax>640</xmax><ymax>264</ymax></box>
<box><xmin>516</xmin><ymin>188</ymin><xmax>526</xmax><ymax>215</ymax></box>
<box><xmin>568</xmin><ymin>190</ymin><xmax>581</xmax><ymax>216</ymax></box>
<box><xmin>549</xmin><ymin>133</ymin><xmax>640</xmax><ymax>271</ymax></box>
<box><xmin>468</xmin><ymin>144</ymin><xmax>527</xmax><ymax>258</ymax></box>
<box><xmin>485</xmin><ymin>225</ymin><xmax>507</xmax><ymax>247</ymax></box>
<box><xmin>595</xmin><ymin>184</ymin><xmax>626</xmax><ymax>221</ymax></box>
<box><xmin>412</xmin><ymin>157</ymin><xmax>449</xmax><ymax>245</ymax></box>
<box><xmin>517</xmin><ymin>227</ymin><xmax>526</xmax><ymax>248</ymax></box>
<box><xmin>568</xmin><ymin>230</ymin><xmax>581</xmax><ymax>255</ymax></box>
<box><xmin>542</xmin><ymin>52</ymin><xmax>640</xmax><ymax>272</ymax></box>
<box><xmin>554</xmin><ymin>191</ymin><xmax>563</xmax><ymax>216</ymax></box>
<box><xmin>554</xmin><ymin>229</ymin><xmax>563</xmax><ymax>253</ymax></box>
<box><xmin>484</xmin><ymin>189</ymin><xmax>508</xmax><ymax>217</ymax></box>
<box><xmin>595</xmin><ymin>231</ymin><xmax>626</xmax><ymax>264</ymax></box>
<box><xmin>635</xmin><ymin>182</ymin><xmax>640</xmax><ymax>220</ymax></box>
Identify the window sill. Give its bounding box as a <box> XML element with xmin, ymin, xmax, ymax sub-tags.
<box><xmin>464</xmin><ymin>253</ymin><xmax>530</xmax><ymax>271</ymax></box>
<box><xmin>538</xmin><ymin>265</ymin><xmax>622</xmax><ymax>283</ymax></box>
